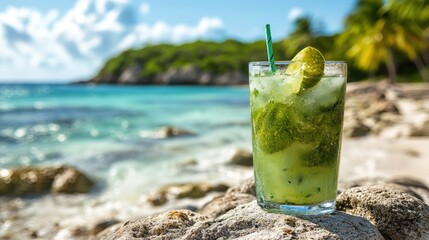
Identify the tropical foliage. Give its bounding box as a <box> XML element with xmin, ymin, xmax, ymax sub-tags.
<box><xmin>96</xmin><ymin>0</ymin><xmax>429</xmax><ymax>83</ymax></box>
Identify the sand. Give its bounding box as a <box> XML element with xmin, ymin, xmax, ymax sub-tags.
<box><xmin>341</xmin><ymin>137</ymin><xmax>429</xmax><ymax>185</ymax></box>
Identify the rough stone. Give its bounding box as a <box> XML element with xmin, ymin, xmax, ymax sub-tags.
<box><xmin>101</xmin><ymin>201</ymin><xmax>383</xmax><ymax>240</ymax></box>
<box><xmin>91</xmin><ymin>220</ymin><xmax>121</xmax><ymax>236</ymax></box>
<box><xmin>147</xmin><ymin>183</ymin><xmax>229</xmax><ymax>206</ymax></box>
<box><xmin>228</xmin><ymin>149</ymin><xmax>253</xmax><ymax>167</ymax></box>
<box><xmin>339</xmin><ymin>176</ymin><xmax>429</xmax><ymax>204</ymax></box>
<box><xmin>99</xmin><ymin>210</ymin><xmax>208</xmax><ymax>240</ymax></box>
<box><xmin>337</xmin><ymin>184</ymin><xmax>429</xmax><ymax>240</ymax></box>
<box><xmin>343</xmin><ymin>120</ymin><xmax>371</xmax><ymax>137</ymax></box>
<box><xmin>410</xmin><ymin>118</ymin><xmax>429</xmax><ymax>136</ymax></box>
<box><xmin>225</xmin><ymin>177</ymin><xmax>256</xmax><ymax>196</ymax></box>
<box><xmin>342</xmin><ymin>82</ymin><xmax>429</xmax><ymax>138</ymax></box>
<box><xmin>157</xmin><ymin>126</ymin><xmax>194</xmax><ymax>138</ymax></box>
<box><xmin>198</xmin><ymin>193</ymin><xmax>255</xmax><ymax>218</ymax></box>
<box><xmin>0</xmin><ymin>166</ymin><xmax>94</xmax><ymax>196</ymax></box>
<box><xmin>387</xmin><ymin>176</ymin><xmax>429</xmax><ymax>190</ymax></box>
<box><xmin>118</xmin><ymin>64</ymin><xmax>141</xmax><ymax>84</ymax></box>
<box><xmin>52</xmin><ymin>168</ymin><xmax>94</xmax><ymax>193</ymax></box>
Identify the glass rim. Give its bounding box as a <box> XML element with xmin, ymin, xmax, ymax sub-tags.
<box><xmin>249</xmin><ymin>61</ymin><xmax>346</xmax><ymax>66</ymax></box>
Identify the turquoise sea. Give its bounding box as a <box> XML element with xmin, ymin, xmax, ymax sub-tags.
<box><xmin>0</xmin><ymin>84</ymin><xmax>252</xmax><ymax>198</ymax></box>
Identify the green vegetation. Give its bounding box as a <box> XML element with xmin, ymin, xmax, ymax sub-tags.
<box><xmin>95</xmin><ymin>0</ymin><xmax>428</xmax><ymax>84</ymax></box>
<box><xmin>96</xmin><ymin>40</ymin><xmax>286</xmax><ymax>83</ymax></box>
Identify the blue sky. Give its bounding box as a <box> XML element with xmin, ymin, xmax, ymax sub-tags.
<box><xmin>0</xmin><ymin>0</ymin><xmax>356</xmax><ymax>82</ymax></box>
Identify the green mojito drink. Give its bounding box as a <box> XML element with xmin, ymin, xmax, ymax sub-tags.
<box><xmin>249</xmin><ymin>47</ymin><xmax>346</xmax><ymax>215</ymax></box>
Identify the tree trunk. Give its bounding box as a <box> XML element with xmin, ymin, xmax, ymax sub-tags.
<box><xmin>413</xmin><ymin>56</ymin><xmax>429</xmax><ymax>83</ymax></box>
<box><xmin>386</xmin><ymin>48</ymin><xmax>397</xmax><ymax>85</ymax></box>
<box><xmin>422</xmin><ymin>35</ymin><xmax>429</xmax><ymax>66</ymax></box>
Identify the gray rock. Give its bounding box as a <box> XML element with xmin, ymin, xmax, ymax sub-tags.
<box><xmin>158</xmin><ymin>65</ymin><xmax>201</xmax><ymax>85</ymax></box>
<box><xmin>100</xmin><ymin>201</ymin><xmax>383</xmax><ymax>240</ymax></box>
<box><xmin>213</xmin><ymin>72</ymin><xmax>247</xmax><ymax>85</ymax></box>
<box><xmin>198</xmin><ymin>193</ymin><xmax>255</xmax><ymax>218</ymax></box>
<box><xmin>337</xmin><ymin>184</ymin><xmax>429</xmax><ymax>240</ymax></box>
<box><xmin>410</xmin><ymin>117</ymin><xmax>429</xmax><ymax>136</ymax></box>
<box><xmin>118</xmin><ymin>64</ymin><xmax>141</xmax><ymax>84</ymax></box>
<box><xmin>157</xmin><ymin>126</ymin><xmax>194</xmax><ymax>138</ymax></box>
<box><xmin>147</xmin><ymin>183</ymin><xmax>229</xmax><ymax>206</ymax></box>
<box><xmin>225</xmin><ymin>177</ymin><xmax>255</xmax><ymax>196</ymax></box>
<box><xmin>0</xmin><ymin>165</ymin><xmax>94</xmax><ymax>196</ymax></box>
<box><xmin>52</xmin><ymin>167</ymin><xmax>94</xmax><ymax>193</ymax></box>
<box><xmin>91</xmin><ymin>220</ymin><xmax>121</xmax><ymax>236</ymax></box>
<box><xmin>228</xmin><ymin>149</ymin><xmax>253</xmax><ymax>167</ymax></box>
<box><xmin>388</xmin><ymin>176</ymin><xmax>429</xmax><ymax>190</ymax></box>
<box><xmin>99</xmin><ymin>210</ymin><xmax>207</xmax><ymax>240</ymax></box>
<box><xmin>340</xmin><ymin>176</ymin><xmax>429</xmax><ymax>204</ymax></box>
<box><xmin>343</xmin><ymin>120</ymin><xmax>371</xmax><ymax>137</ymax></box>
<box><xmin>387</xmin><ymin>177</ymin><xmax>429</xmax><ymax>203</ymax></box>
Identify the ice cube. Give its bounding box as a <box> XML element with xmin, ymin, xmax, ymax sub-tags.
<box><xmin>305</xmin><ymin>77</ymin><xmax>345</xmax><ymax>109</ymax></box>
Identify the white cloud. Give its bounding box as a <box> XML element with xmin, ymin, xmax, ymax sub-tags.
<box><xmin>118</xmin><ymin>16</ymin><xmax>225</xmax><ymax>49</ymax></box>
<box><xmin>140</xmin><ymin>2</ymin><xmax>150</xmax><ymax>15</ymax></box>
<box><xmin>0</xmin><ymin>0</ymin><xmax>226</xmax><ymax>81</ymax></box>
<box><xmin>288</xmin><ymin>7</ymin><xmax>303</xmax><ymax>21</ymax></box>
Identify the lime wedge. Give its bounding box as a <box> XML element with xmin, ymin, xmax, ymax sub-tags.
<box><xmin>286</xmin><ymin>47</ymin><xmax>325</xmax><ymax>93</ymax></box>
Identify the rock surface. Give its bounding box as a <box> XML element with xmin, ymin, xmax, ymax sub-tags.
<box><xmin>100</xmin><ymin>201</ymin><xmax>383</xmax><ymax>240</ymax></box>
<box><xmin>343</xmin><ymin>82</ymin><xmax>429</xmax><ymax>138</ymax></box>
<box><xmin>146</xmin><ymin>183</ymin><xmax>229</xmax><ymax>206</ymax></box>
<box><xmin>157</xmin><ymin>126</ymin><xmax>194</xmax><ymax>138</ymax></box>
<box><xmin>0</xmin><ymin>166</ymin><xmax>94</xmax><ymax>196</ymax></box>
<box><xmin>198</xmin><ymin>193</ymin><xmax>255</xmax><ymax>219</ymax></box>
<box><xmin>228</xmin><ymin>148</ymin><xmax>253</xmax><ymax>167</ymax></box>
<box><xmin>337</xmin><ymin>184</ymin><xmax>429</xmax><ymax>240</ymax></box>
<box><xmin>100</xmin><ymin>178</ymin><xmax>429</xmax><ymax>240</ymax></box>
<box><xmin>340</xmin><ymin>176</ymin><xmax>429</xmax><ymax>204</ymax></box>
<box><xmin>88</xmin><ymin>64</ymin><xmax>248</xmax><ymax>86</ymax></box>
<box><xmin>225</xmin><ymin>177</ymin><xmax>256</xmax><ymax>196</ymax></box>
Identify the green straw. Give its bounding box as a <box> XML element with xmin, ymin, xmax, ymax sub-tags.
<box><xmin>265</xmin><ymin>24</ymin><xmax>276</xmax><ymax>72</ymax></box>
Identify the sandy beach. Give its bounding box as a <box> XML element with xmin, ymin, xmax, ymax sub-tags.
<box><xmin>1</xmin><ymin>82</ymin><xmax>429</xmax><ymax>239</ymax></box>
<box><xmin>341</xmin><ymin>137</ymin><xmax>429</xmax><ymax>185</ymax></box>
<box><xmin>1</xmin><ymin>136</ymin><xmax>429</xmax><ymax>240</ymax></box>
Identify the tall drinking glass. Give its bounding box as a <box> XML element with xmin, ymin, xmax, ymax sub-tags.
<box><xmin>249</xmin><ymin>61</ymin><xmax>347</xmax><ymax>215</ymax></box>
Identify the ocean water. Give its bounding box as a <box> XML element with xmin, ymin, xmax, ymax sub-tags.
<box><xmin>0</xmin><ymin>84</ymin><xmax>252</xmax><ymax>199</ymax></box>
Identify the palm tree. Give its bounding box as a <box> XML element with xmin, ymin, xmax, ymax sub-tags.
<box><xmin>338</xmin><ymin>0</ymin><xmax>422</xmax><ymax>84</ymax></box>
<box><xmin>384</xmin><ymin>0</ymin><xmax>429</xmax><ymax>82</ymax></box>
<box><xmin>283</xmin><ymin>16</ymin><xmax>324</xmax><ymax>58</ymax></box>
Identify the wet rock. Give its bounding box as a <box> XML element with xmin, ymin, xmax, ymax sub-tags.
<box><xmin>147</xmin><ymin>183</ymin><xmax>229</xmax><ymax>206</ymax></box>
<box><xmin>337</xmin><ymin>184</ymin><xmax>429</xmax><ymax>240</ymax></box>
<box><xmin>101</xmin><ymin>201</ymin><xmax>383</xmax><ymax>240</ymax></box>
<box><xmin>146</xmin><ymin>190</ymin><xmax>168</xmax><ymax>206</ymax></box>
<box><xmin>0</xmin><ymin>166</ymin><xmax>94</xmax><ymax>196</ymax></box>
<box><xmin>52</xmin><ymin>168</ymin><xmax>94</xmax><ymax>193</ymax></box>
<box><xmin>158</xmin><ymin>126</ymin><xmax>194</xmax><ymax>138</ymax></box>
<box><xmin>175</xmin><ymin>159</ymin><xmax>198</xmax><ymax>168</ymax></box>
<box><xmin>228</xmin><ymin>149</ymin><xmax>253</xmax><ymax>167</ymax></box>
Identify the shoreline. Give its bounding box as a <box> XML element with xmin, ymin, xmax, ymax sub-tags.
<box><xmin>1</xmin><ymin>136</ymin><xmax>429</xmax><ymax>239</ymax></box>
